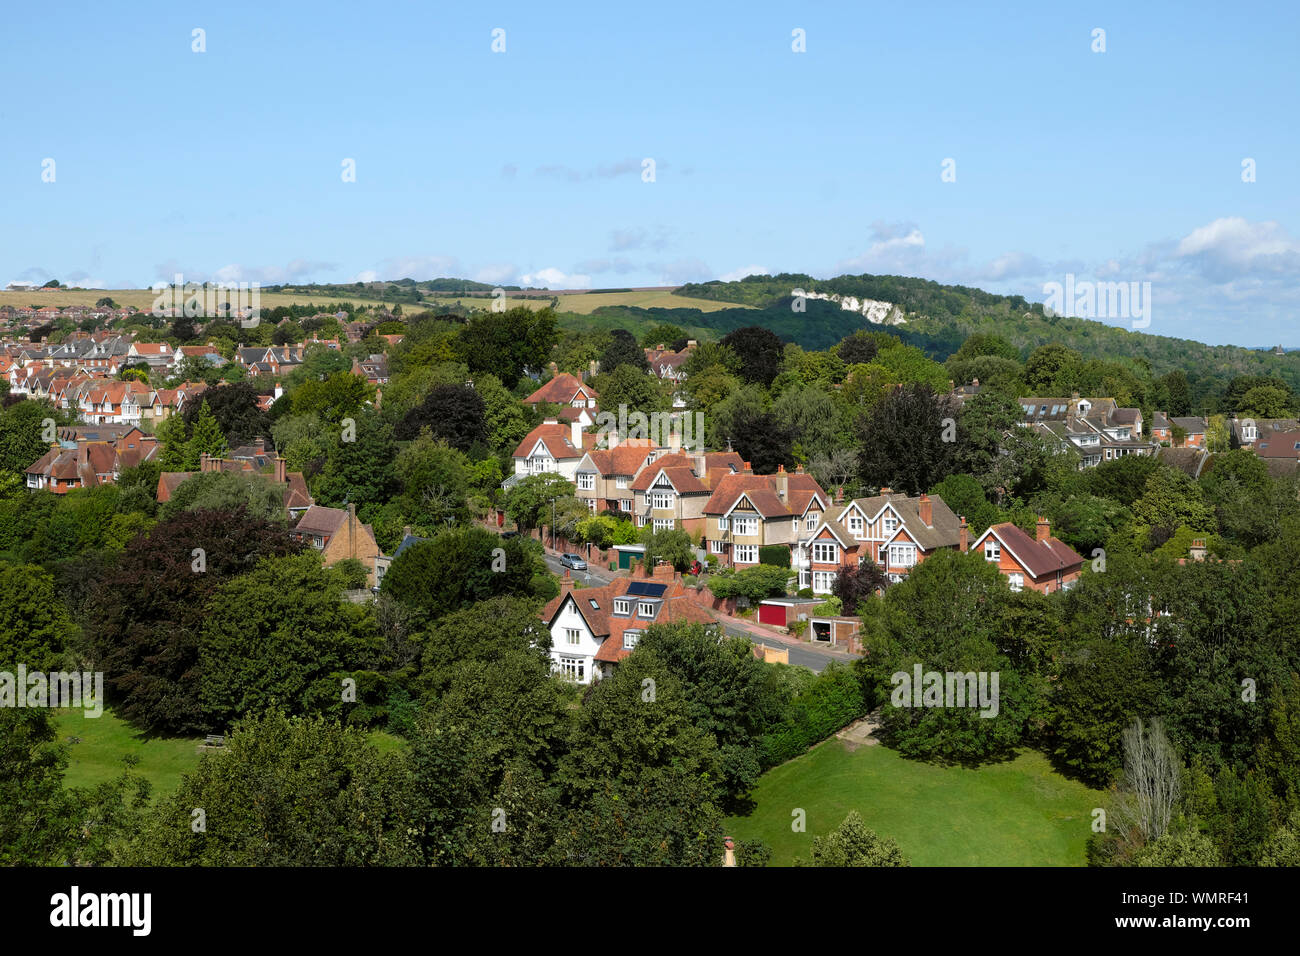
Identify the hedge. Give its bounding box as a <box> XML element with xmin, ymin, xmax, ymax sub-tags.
<box><xmin>759</xmin><ymin>545</ymin><xmax>791</xmax><ymax>568</ymax></box>
<box><xmin>759</xmin><ymin>665</ymin><xmax>868</xmax><ymax>768</ymax></box>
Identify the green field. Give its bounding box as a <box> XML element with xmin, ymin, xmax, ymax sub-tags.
<box><xmin>53</xmin><ymin>708</ymin><xmax>204</xmax><ymax>797</ymax></box>
<box><xmin>0</xmin><ymin>288</ymin><xmax>751</xmax><ymax>316</ymax></box>
<box><xmin>726</xmin><ymin>739</ymin><xmax>1102</xmax><ymax>866</ymax></box>
<box><xmin>52</xmin><ymin>708</ymin><xmax>410</xmax><ymax>799</ymax></box>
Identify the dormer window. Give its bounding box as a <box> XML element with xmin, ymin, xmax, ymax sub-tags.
<box><xmin>614</xmin><ymin>598</ymin><xmax>630</xmax><ymax>615</ymax></box>
<box><xmin>624</xmin><ymin>630</ymin><xmax>642</xmax><ymax>649</ymax></box>
<box><xmin>638</xmin><ymin>601</ymin><xmax>656</xmax><ymax>618</ymax></box>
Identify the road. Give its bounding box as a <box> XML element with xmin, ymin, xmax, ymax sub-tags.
<box><xmin>540</xmin><ymin>551</ymin><xmax>856</xmax><ymax>674</ymax></box>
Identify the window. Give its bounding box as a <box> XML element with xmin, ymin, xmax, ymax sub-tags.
<box><xmin>620</xmin><ymin>499</ymin><xmax>633</xmax><ymax>512</ymax></box>
<box><xmin>811</xmin><ymin>542</ymin><xmax>838</xmax><ymax>563</ymax></box>
<box><xmin>985</xmin><ymin>540</ymin><xmax>1000</xmax><ymax>561</ymax></box>
<box><xmin>731</xmin><ymin>515</ymin><xmax>758</xmax><ymax>536</ymax></box>
<box><xmin>558</xmin><ymin>656</ymin><xmax>585</xmax><ymax>682</ymax></box>
<box><xmin>624</xmin><ymin>630</ymin><xmax>642</xmax><ymax>649</ymax></box>
<box><xmin>616</xmin><ymin>476</ymin><xmax>629</xmax><ymax>489</ymax></box>
<box><xmin>614</xmin><ymin>598</ymin><xmax>630</xmax><ymax>615</ymax></box>
<box><xmin>887</xmin><ymin>544</ymin><xmax>916</xmax><ymax>568</ymax></box>
<box><xmin>710</xmin><ymin>539</ymin><xmax>727</xmax><ymax>553</ymax></box>
<box><xmin>1007</xmin><ymin>573</ymin><xmax>1024</xmax><ymax>592</ymax></box>
<box><xmin>636</xmin><ymin>514</ymin><xmax>646</xmax><ymax>527</ymax></box>
<box><xmin>653</xmin><ymin>518</ymin><xmax>674</xmax><ymax>531</ymax></box>
<box><xmin>734</xmin><ymin>545</ymin><xmax>757</xmax><ymax>563</ymax></box>
<box><xmin>718</xmin><ymin>516</ymin><xmax>729</xmax><ymax>531</ymax></box>
<box><xmin>882</xmin><ymin>514</ymin><xmax>897</xmax><ymax>534</ymax></box>
<box><xmin>806</xmin><ymin>513</ymin><xmax>818</xmax><ymax>531</ymax></box>
<box><xmin>637</xmin><ymin>601</ymin><xmax>656</xmax><ymax>618</ymax></box>
<box><xmin>847</xmin><ymin>514</ymin><xmax>863</xmax><ymax>536</ymax></box>
<box><xmin>811</xmin><ymin>570</ymin><xmax>836</xmax><ymax>594</ymax></box>
<box><xmin>577</xmin><ymin>472</ymin><xmax>594</xmax><ymax>490</ymax></box>
<box><xmin>564</xmin><ymin>628</ymin><xmax>580</xmax><ymax>645</ymax></box>
<box><xmin>652</xmin><ymin>492</ymin><xmax>674</xmax><ymax>510</ymax></box>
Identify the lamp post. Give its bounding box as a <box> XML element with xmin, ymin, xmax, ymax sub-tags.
<box><xmin>550</xmin><ymin>496</ymin><xmax>558</xmax><ymax>551</ymax></box>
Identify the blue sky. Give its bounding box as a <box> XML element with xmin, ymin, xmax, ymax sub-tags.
<box><xmin>4</xmin><ymin>0</ymin><xmax>1298</xmax><ymax>346</ymax></box>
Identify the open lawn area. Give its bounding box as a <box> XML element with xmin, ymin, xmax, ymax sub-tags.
<box><xmin>53</xmin><ymin>708</ymin><xmax>203</xmax><ymax>797</ymax></box>
<box><xmin>726</xmin><ymin>739</ymin><xmax>1102</xmax><ymax>866</ymax></box>
<box><xmin>53</xmin><ymin>709</ymin><xmax>410</xmax><ymax>798</ymax></box>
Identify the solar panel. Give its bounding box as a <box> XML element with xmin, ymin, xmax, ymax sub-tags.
<box><xmin>626</xmin><ymin>581</ymin><xmax>667</xmax><ymax>597</ymax></box>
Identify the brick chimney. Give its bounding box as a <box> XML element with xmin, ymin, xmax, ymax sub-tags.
<box><xmin>652</xmin><ymin>561</ymin><xmax>674</xmax><ymax>581</ymax></box>
<box><xmin>879</xmin><ymin>486</ymin><xmax>891</xmax><ymax>496</ymax></box>
<box><xmin>1189</xmin><ymin>538</ymin><xmax>1207</xmax><ymax>562</ymax></box>
<box><xmin>199</xmin><ymin>452</ymin><xmax>210</xmax><ymax>472</ymax></box>
<box><xmin>1036</xmin><ymin>516</ymin><xmax>1051</xmax><ymax>543</ymax></box>
<box><xmin>743</xmin><ymin>460</ymin><xmax>752</xmax><ymax>473</ymax></box>
<box><xmin>775</xmin><ymin>464</ymin><xmax>788</xmax><ymax>500</ymax></box>
<box><xmin>834</xmin><ymin>485</ymin><xmax>844</xmax><ymax>504</ymax></box>
<box><xmin>919</xmin><ymin>493</ymin><xmax>932</xmax><ymax>527</ymax></box>
<box><xmin>959</xmin><ymin>516</ymin><xmax>968</xmax><ymax>552</ymax></box>
<box><xmin>560</xmin><ymin>569</ymin><xmax>573</xmax><ymax>593</ymax></box>
<box><xmin>274</xmin><ymin>455</ymin><xmax>287</xmax><ymax>483</ymax></box>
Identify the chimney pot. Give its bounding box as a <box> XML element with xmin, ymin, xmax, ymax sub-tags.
<box><xmin>1036</xmin><ymin>516</ymin><xmax>1050</xmax><ymax>543</ymax></box>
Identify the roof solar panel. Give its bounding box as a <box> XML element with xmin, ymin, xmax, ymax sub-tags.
<box><xmin>626</xmin><ymin>581</ymin><xmax>667</xmax><ymax>597</ymax></box>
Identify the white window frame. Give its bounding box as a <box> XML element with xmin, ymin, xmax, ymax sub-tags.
<box><xmin>847</xmin><ymin>514</ymin><xmax>863</xmax><ymax>536</ymax></box>
<box><xmin>652</xmin><ymin>491</ymin><xmax>674</xmax><ymax>510</ymax></box>
<box><xmin>718</xmin><ymin>516</ymin><xmax>729</xmax><ymax>531</ymax></box>
<box><xmin>733</xmin><ymin>545</ymin><xmax>757</xmax><ymax>564</ymax></box>
<box><xmin>984</xmin><ymin>540</ymin><xmax>1000</xmax><ymax>562</ymax></box>
<box><xmin>616</xmin><ymin>476</ymin><xmax>629</xmax><ymax>489</ymax></box>
<box><xmin>882</xmin><ymin>514</ymin><xmax>897</xmax><ymax>535</ymax></box>
<box><xmin>558</xmin><ymin>656</ymin><xmax>585</xmax><ymax>682</ymax></box>
<box><xmin>731</xmin><ymin>515</ymin><xmax>758</xmax><ymax>536</ymax></box>
<box><xmin>887</xmin><ymin>543</ymin><xmax>916</xmax><ymax>568</ymax></box>
<box><xmin>811</xmin><ymin>542</ymin><xmax>838</xmax><ymax>563</ymax></box>
<box><xmin>811</xmin><ymin>570</ymin><xmax>836</xmax><ymax>594</ymax></box>
<box><xmin>613</xmin><ymin>598</ymin><xmax>630</xmax><ymax>615</ymax></box>
<box><xmin>1007</xmin><ymin>573</ymin><xmax>1024</xmax><ymax>592</ymax></box>
<box><xmin>564</xmin><ymin>628</ymin><xmax>581</xmax><ymax>645</ymax></box>
<box><xmin>577</xmin><ymin>472</ymin><xmax>595</xmax><ymax>490</ymax></box>
<box><xmin>653</xmin><ymin>518</ymin><xmax>674</xmax><ymax>531</ymax></box>
<box><xmin>637</xmin><ymin>601</ymin><xmax>656</xmax><ymax>618</ymax></box>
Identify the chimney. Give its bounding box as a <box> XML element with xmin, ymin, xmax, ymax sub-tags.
<box><xmin>588</xmin><ymin>359</ymin><xmax>597</xmax><ymax>378</ymax></box>
<box><xmin>959</xmin><ymin>516</ymin><xmax>968</xmax><ymax>552</ymax></box>
<box><xmin>919</xmin><ymin>493</ymin><xmax>932</xmax><ymax>527</ymax></box>
<box><xmin>686</xmin><ymin>339</ymin><xmax>697</xmax><ymax>349</ymax></box>
<box><xmin>652</xmin><ymin>561</ymin><xmax>674</xmax><ymax>581</ymax></box>
<box><xmin>402</xmin><ymin>525</ymin><xmax>412</xmax><ymax>539</ymax></box>
<box><xmin>548</xmin><ymin>361</ymin><xmax>558</xmax><ymax>377</ymax></box>
<box><xmin>694</xmin><ymin>452</ymin><xmax>706</xmax><ymax>478</ymax></box>
<box><xmin>560</xmin><ymin>569</ymin><xmax>574</xmax><ymax>593</ymax></box>
<box><xmin>775</xmin><ymin>465</ymin><xmax>788</xmax><ymax>500</ymax></box>
<box><xmin>1189</xmin><ymin>538</ymin><xmax>1207</xmax><ymax>562</ymax></box>
<box><xmin>972</xmin><ymin>378</ymin><xmax>979</xmax><ymax>387</ymax></box>
<box><xmin>199</xmin><ymin>452</ymin><xmax>209</xmax><ymax>472</ymax></box>
<box><xmin>571</xmin><ymin>418</ymin><xmax>583</xmax><ymax>448</ymax></box>
<box><xmin>879</xmin><ymin>487</ymin><xmax>891</xmax><ymax>496</ymax></box>
<box><xmin>1036</xmin><ymin>516</ymin><xmax>1051</xmax><ymax>544</ymax></box>
<box><xmin>743</xmin><ymin>460</ymin><xmax>752</xmax><ymax>473</ymax></box>
<box><xmin>834</xmin><ymin>485</ymin><xmax>844</xmax><ymax>504</ymax></box>
<box><xmin>348</xmin><ymin>502</ymin><xmax>356</xmax><ymax>557</ymax></box>
<box><xmin>274</xmin><ymin>455</ymin><xmax>287</xmax><ymax>483</ymax></box>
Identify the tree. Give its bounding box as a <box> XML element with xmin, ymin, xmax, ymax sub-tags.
<box><xmin>1023</xmin><ymin>344</ymin><xmax>1082</xmax><ymax>393</ymax></box>
<box><xmin>395</xmin><ymin>383</ymin><xmax>487</xmax><ymax>448</ymax></box>
<box><xmin>0</xmin><ymin>562</ymin><xmax>75</xmax><ymax>671</ymax></box>
<box><xmin>416</xmin><ymin>596</ymin><xmax>552</xmax><ymax>697</ymax></box>
<box><xmin>721</xmin><ymin>326</ymin><xmax>785</xmax><ymax>387</ymax></box>
<box><xmin>181</xmin><ymin>381</ymin><xmax>269</xmax><ymax>449</ymax></box>
<box><xmin>799</xmin><ymin>811</ymin><xmax>909</xmax><ymax>866</ymax></box>
<box><xmin>158</xmin><ymin>470</ymin><xmax>286</xmax><ymax>522</ymax></box>
<box><xmin>1130</xmin><ymin>823</ymin><xmax>1221</xmax><ymax>866</ymax></box>
<box><xmin>597</xmin><ymin>362</ymin><xmax>666</xmax><ymax>419</ymax></box>
<box><xmin>290</xmin><ymin>371</ymin><xmax>372</xmax><ymax>422</ymax></box>
<box><xmin>640</xmin><ymin>323</ymin><xmax>688</xmax><ymax>349</ymax></box>
<box><xmin>707</xmin><ymin>564</ymin><xmax>790</xmax><ymax>603</ymax></box>
<box><xmin>455</xmin><ymin>307</ymin><xmax>559</xmax><ymax>388</ymax></box>
<box><xmin>1238</xmin><ymin>384</ymin><xmax>1295</xmax><ymax>419</ymax></box>
<box><xmin>312</xmin><ymin>412</ymin><xmax>397</xmax><ymax>513</ymax></box>
<box><xmin>856</xmin><ymin>384</ymin><xmax>959</xmax><ymax>496</ymax></box>
<box><xmin>199</xmin><ymin>554</ymin><xmax>382</xmax><ymax>726</ymax></box>
<box><xmin>80</xmin><ymin>508</ymin><xmax>302</xmax><ymax>734</ymax></box>
<box><xmin>503</xmin><ymin>472</ymin><xmax>575</xmax><ymax>534</ymax></box>
<box><xmin>380</xmin><ymin>527</ymin><xmax>538</xmax><ymax>620</ymax></box>
<box><xmin>640</xmin><ymin>526</ymin><xmax>695</xmax><ymax>571</ymax></box>
<box><xmin>393</xmin><ymin>432</ymin><xmax>470</xmax><ymax>528</ymax></box>
<box><xmin>119</xmin><ymin>712</ymin><xmax>420</xmax><ymax>866</ymax></box>
<box><xmin>598</xmin><ymin>328</ymin><xmax>649</xmax><ymax>374</ymax></box>
<box><xmin>831</xmin><ymin>561</ymin><xmax>890</xmax><ymax>615</ymax></box>
<box><xmin>1112</xmin><ymin>718</ymin><xmax>1181</xmax><ymax>849</ymax></box>
<box><xmin>1131</xmin><ymin>467</ymin><xmax>1215</xmax><ymax>539</ymax></box>
<box><xmin>187</xmin><ymin>400</ymin><xmax>229</xmax><ymax>462</ymax></box>
<box><xmin>835</xmin><ymin>331</ymin><xmax>879</xmax><ymax>366</ymax></box>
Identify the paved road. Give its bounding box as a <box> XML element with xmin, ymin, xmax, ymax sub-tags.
<box><xmin>539</xmin><ymin>551</ymin><xmax>857</xmax><ymax>674</ymax></box>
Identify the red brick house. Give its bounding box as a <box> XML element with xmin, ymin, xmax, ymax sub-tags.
<box><xmin>968</xmin><ymin>518</ymin><xmax>1083</xmax><ymax>593</ymax></box>
<box><xmin>799</xmin><ymin>491</ymin><xmax>963</xmax><ymax>593</ymax></box>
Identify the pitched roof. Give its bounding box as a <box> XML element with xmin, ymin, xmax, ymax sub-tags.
<box><xmin>980</xmin><ymin>522</ymin><xmax>1083</xmax><ymax>579</ymax></box>
<box><xmin>512</xmin><ymin>420</ymin><xmax>593</xmax><ymax>460</ymax></box>
<box><xmin>524</xmin><ymin>373</ymin><xmax>598</xmax><ymax>406</ymax></box>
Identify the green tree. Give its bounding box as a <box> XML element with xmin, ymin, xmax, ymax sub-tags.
<box><xmin>799</xmin><ymin>811</ymin><xmax>909</xmax><ymax>866</ymax></box>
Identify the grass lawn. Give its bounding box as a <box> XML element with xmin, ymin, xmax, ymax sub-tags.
<box><xmin>52</xmin><ymin>708</ymin><xmax>203</xmax><ymax>797</ymax></box>
<box><xmin>726</xmin><ymin>739</ymin><xmax>1101</xmax><ymax>866</ymax></box>
<box><xmin>53</xmin><ymin>709</ymin><xmax>411</xmax><ymax>798</ymax></box>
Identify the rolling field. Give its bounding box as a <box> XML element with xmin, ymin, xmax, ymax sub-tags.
<box><xmin>725</xmin><ymin>739</ymin><xmax>1102</xmax><ymax>866</ymax></box>
<box><xmin>0</xmin><ymin>288</ymin><xmax>750</xmax><ymax>316</ymax></box>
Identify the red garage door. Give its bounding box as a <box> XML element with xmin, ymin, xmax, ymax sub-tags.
<box><xmin>758</xmin><ymin>603</ymin><xmax>786</xmax><ymax>627</ymax></box>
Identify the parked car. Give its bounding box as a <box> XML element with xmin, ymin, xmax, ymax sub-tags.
<box><xmin>687</xmin><ymin>560</ymin><xmax>703</xmax><ymax>576</ymax></box>
<box><xmin>559</xmin><ymin>553</ymin><xmax>587</xmax><ymax>571</ymax></box>
<box><xmin>499</xmin><ymin>530</ymin><xmax>519</xmax><ymax>539</ymax></box>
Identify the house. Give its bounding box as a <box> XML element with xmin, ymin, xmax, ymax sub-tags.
<box><xmin>1151</xmin><ymin>413</ymin><xmax>1207</xmax><ymax>447</ymax></box>
<box><xmin>1231</xmin><ymin>415</ymin><xmax>1300</xmax><ymax>448</ymax></box>
<box><xmin>1019</xmin><ymin>395</ymin><xmax>1154</xmax><ymax>466</ymax></box>
<box><xmin>24</xmin><ymin>428</ymin><xmax>160</xmax><ymax>493</ymax></box>
<box><xmin>523</xmin><ymin>366</ymin><xmax>599</xmax><ymax>423</ymax></box>
<box><xmin>156</xmin><ymin>452</ymin><xmax>314</xmax><ymax>518</ymax></box>
<box><xmin>508</xmin><ymin>418</ymin><xmax>597</xmax><ymax>482</ymax></box>
<box><xmin>629</xmin><ymin>450</ymin><xmax>746</xmax><ymax>535</ymax></box>
<box><xmin>798</xmin><ymin>491</ymin><xmax>964</xmax><ymax>592</ymax></box>
<box><xmin>703</xmin><ymin>466</ymin><xmax>829</xmax><ymax>568</ymax></box>
<box><xmin>573</xmin><ymin>439</ymin><xmax>660</xmax><ymax>514</ymax></box>
<box><xmin>1252</xmin><ymin>429</ymin><xmax>1300</xmax><ymax>463</ymax></box>
<box><xmin>968</xmin><ymin>518</ymin><xmax>1083</xmax><ymax>594</ymax></box>
<box><xmin>537</xmin><ymin>562</ymin><xmax>716</xmax><ymax>684</ymax></box>
<box><xmin>290</xmin><ymin>504</ymin><xmax>381</xmax><ymax>586</ymax></box>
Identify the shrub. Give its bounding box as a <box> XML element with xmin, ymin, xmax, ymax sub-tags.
<box><xmin>759</xmin><ymin>545</ymin><xmax>791</xmax><ymax>568</ymax></box>
<box><xmin>760</xmin><ymin>665</ymin><xmax>867</xmax><ymax>767</ymax></box>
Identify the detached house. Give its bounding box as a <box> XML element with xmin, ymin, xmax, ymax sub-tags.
<box><xmin>538</xmin><ymin>563</ymin><xmax>716</xmax><ymax>684</ymax></box>
<box><xmin>969</xmin><ymin>518</ymin><xmax>1083</xmax><ymax>594</ymax></box>
<box><xmin>703</xmin><ymin>466</ymin><xmax>828</xmax><ymax>568</ymax></box>
<box><xmin>799</xmin><ymin>491</ymin><xmax>964</xmax><ymax>592</ymax></box>
<box><xmin>1151</xmin><ymin>413</ymin><xmax>1207</xmax><ymax>447</ymax></box>
<box><xmin>290</xmin><ymin>504</ymin><xmax>381</xmax><ymax>586</ymax></box>
<box><xmin>508</xmin><ymin>418</ymin><xmax>597</xmax><ymax>483</ymax></box>
<box><xmin>523</xmin><ymin>367</ymin><xmax>599</xmax><ymax>425</ymax></box>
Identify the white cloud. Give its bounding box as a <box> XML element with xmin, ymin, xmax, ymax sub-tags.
<box><xmin>719</xmin><ymin>264</ymin><xmax>768</xmax><ymax>282</ymax></box>
<box><xmin>473</xmin><ymin>263</ymin><xmax>519</xmax><ymax>285</ymax></box>
<box><xmin>518</xmin><ymin>267</ymin><xmax>592</xmax><ymax>289</ymax></box>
